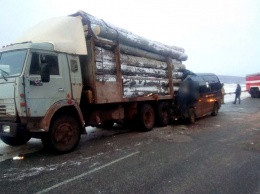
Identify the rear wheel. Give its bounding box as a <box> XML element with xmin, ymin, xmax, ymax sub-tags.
<box><xmin>138</xmin><ymin>104</ymin><xmax>155</xmax><ymax>131</ymax></box>
<box><xmin>188</xmin><ymin>107</ymin><xmax>196</xmax><ymax>124</ymax></box>
<box><xmin>0</xmin><ymin>135</ymin><xmax>31</xmax><ymax>146</ymax></box>
<box><xmin>251</xmin><ymin>88</ymin><xmax>260</xmax><ymax>98</ymax></box>
<box><xmin>41</xmin><ymin>115</ymin><xmax>81</xmax><ymax>153</ymax></box>
<box><xmin>255</xmin><ymin>88</ymin><xmax>260</xmax><ymax>98</ymax></box>
<box><xmin>157</xmin><ymin>102</ymin><xmax>169</xmax><ymax>127</ymax></box>
<box><xmin>211</xmin><ymin>102</ymin><xmax>219</xmax><ymax>116</ymax></box>
<box><xmin>250</xmin><ymin>89</ymin><xmax>255</xmax><ymax>98</ymax></box>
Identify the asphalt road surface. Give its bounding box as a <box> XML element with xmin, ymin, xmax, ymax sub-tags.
<box><xmin>0</xmin><ymin>97</ymin><xmax>260</xmax><ymax>194</ymax></box>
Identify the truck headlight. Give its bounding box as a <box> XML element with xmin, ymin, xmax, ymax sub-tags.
<box><xmin>2</xmin><ymin>125</ymin><xmax>11</xmax><ymax>133</ymax></box>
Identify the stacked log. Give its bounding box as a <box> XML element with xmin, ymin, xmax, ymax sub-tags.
<box><xmin>96</xmin><ymin>46</ymin><xmax>185</xmax><ymax>72</ymax></box>
<box><xmin>95</xmin><ymin>46</ymin><xmax>184</xmax><ymax>97</ymax></box>
<box><xmin>71</xmin><ymin>11</ymin><xmax>188</xmax><ymax>61</ymax></box>
<box><xmin>123</xmin><ymin>76</ymin><xmax>169</xmax><ymax>96</ymax></box>
<box><xmin>70</xmin><ymin>11</ymin><xmax>188</xmax><ymax>97</ymax></box>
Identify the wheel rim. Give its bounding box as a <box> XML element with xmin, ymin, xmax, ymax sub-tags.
<box><xmin>144</xmin><ymin>111</ymin><xmax>153</xmax><ymax>127</ymax></box>
<box><xmin>214</xmin><ymin>104</ymin><xmax>218</xmax><ymax>114</ymax></box>
<box><xmin>54</xmin><ymin>123</ymin><xmax>75</xmax><ymax>145</ymax></box>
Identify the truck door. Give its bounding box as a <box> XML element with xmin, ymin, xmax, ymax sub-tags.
<box><xmin>24</xmin><ymin>52</ymin><xmax>71</xmax><ymax>117</ymax></box>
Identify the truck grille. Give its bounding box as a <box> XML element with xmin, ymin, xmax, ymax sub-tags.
<box><xmin>0</xmin><ymin>98</ymin><xmax>16</xmax><ymax>116</ymax></box>
<box><xmin>0</xmin><ymin>105</ymin><xmax>6</xmax><ymax>115</ymax></box>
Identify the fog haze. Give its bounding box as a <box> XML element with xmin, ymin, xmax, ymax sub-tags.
<box><xmin>0</xmin><ymin>0</ymin><xmax>259</xmax><ymax>76</ymax></box>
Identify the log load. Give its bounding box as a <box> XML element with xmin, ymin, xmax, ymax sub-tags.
<box><xmin>123</xmin><ymin>86</ymin><xmax>169</xmax><ymax>97</ymax></box>
<box><xmin>90</xmin><ymin>24</ymin><xmax>187</xmax><ymax>61</ymax></box>
<box><xmin>71</xmin><ymin>11</ymin><xmax>188</xmax><ymax>61</ymax></box>
<box><xmin>123</xmin><ymin>76</ymin><xmax>169</xmax><ymax>88</ymax></box>
<box><xmin>96</xmin><ymin>74</ymin><xmax>181</xmax><ymax>97</ymax></box>
<box><xmin>94</xmin><ymin>46</ymin><xmax>185</xmax><ymax>97</ymax></box>
<box><xmin>95</xmin><ymin>47</ymin><xmax>185</xmax><ymax>71</ymax></box>
<box><xmin>96</xmin><ymin>61</ymin><xmax>168</xmax><ymax>78</ymax></box>
<box><xmin>120</xmin><ymin>44</ymin><xmax>167</xmax><ymax>62</ymax></box>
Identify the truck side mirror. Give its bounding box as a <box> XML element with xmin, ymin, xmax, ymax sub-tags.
<box><xmin>41</xmin><ymin>63</ymin><xmax>50</xmax><ymax>82</ymax></box>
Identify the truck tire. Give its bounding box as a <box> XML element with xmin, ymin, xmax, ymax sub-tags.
<box><xmin>138</xmin><ymin>104</ymin><xmax>155</xmax><ymax>131</ymax></box>
<box><xmin>251</xmin><ymin>88</ymin><xmax>260</xmax><ymax>98</ymax></box>
<box><xmin>157</xmin><ymin>102</ymin><xmax>169</xmax><ymax>127</ymax></box>
<box><xmin>188</xmin><ymin>107</ymin><xmax>196</xmax><ymax>124</ymax></box>
<box><xmin>256</xmin><ymin>88</ymin><xmax>260</xmax><ymax>98</ymax></box>
<box><xmin>41</xmin><ymin>115</ymin><xmax>80</xmax><ymax>153</ymax></box>
<box><xmin>211</xmin><ymin>102</ymin><xmax>219</xmax><ymax>116</ymax></box>
<box><xmin>0</xmin><ymin>135</ymin><xmax>31</xmax><ymax>146</ymax></box>
<box><xmin>250</xmin><ymin>88</ymin><xmax>255</xmax><ymax>98</ymax></box>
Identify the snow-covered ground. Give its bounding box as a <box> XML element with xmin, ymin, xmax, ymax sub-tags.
<box><xmin>223</xmin><ymin>83</ymin><xmax>250</xmax><ymax>103</ymax></box>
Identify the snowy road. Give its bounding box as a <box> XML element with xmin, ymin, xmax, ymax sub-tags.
<box><xmin>0</xmin><ymin>97</ymin><xmax>260</xmax><ymax>194</ymax></box>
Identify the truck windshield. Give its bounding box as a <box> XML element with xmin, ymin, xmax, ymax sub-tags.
<box><xmin>0</xmin><ymin>50</ymin><xmax>27</xmax><ymax>80</ymax></box>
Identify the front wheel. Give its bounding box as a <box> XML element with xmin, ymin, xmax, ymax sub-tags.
<box><xmin>0</xmin><ymin>135</ymin><xmax>31</xmax><ymax>146</ymax></box>
<box><xmin>188</xmin><ymin>107</ymin><xmax>196</xmax><ymax>124</ymax></box>
<box><xmin>41</xmin><ymin>115</ymin><xmax>81</xmax><ymax>153</ymax></box>
<box><xmin>211</xmin><ymin>102</ymin><xmax>219</xmax><ymax>116</ymax></box>
<box><xmin>156</xmin><ymin>102</ymin><xmax>169</xmax><ymax>127</ymax></box>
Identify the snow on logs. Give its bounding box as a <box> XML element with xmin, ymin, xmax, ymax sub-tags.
<box><xmin>71</xmin><ymin>11</ymin><xmax>188</xmax><ymax>97</ymax></box>
<box><xmin>91</xmin><ymin>24</ymin><xmax>187</xmax><ymax>61</ymax></box>
<box><xmin>95</xmin><ymin>47</ymin><xmax>185</xmax><ymax>72</ymax></box>
<box><xmin>73</xmin><ymin>11</ymin><xmax>188</xmax><ymax>61</ymax></box>
<box><xmin>95</xmin><ymin>46</ymin><xmax>183</xmax><ymax>97</ymax></box>
<box><xmin>96</xmin><ymin>75</ymin><xmax>176</xmax><ymax>97</ymax></box>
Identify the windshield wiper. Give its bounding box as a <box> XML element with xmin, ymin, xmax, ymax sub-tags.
<box><xmin>0</xmin><ymin>68</ymin><xmax>9</xmax><ymax>81</ymax></box>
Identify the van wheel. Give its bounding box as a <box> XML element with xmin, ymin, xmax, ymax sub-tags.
<box><xmin>0</xmin><ymin>135</ymin><xmax>31</xmax><ymax>146</ymax></box>
<box><xmin>157</xmin><ymin>102</ymin><xmax>169</xmax><ymax>127</ymax></box>
<box><xmin>139</xmin><ymin>104</ymin><xmax>155</xmax><ymax>131</ymax></box>
<box><xmin>211</xmin><ymin>103</ymin><xmax>219</xmax><ymax>116</ymax></box>
<box><xmin>188</xmin><ymin>108</ymin><xmax>196</xmax><ymax>124</ymax></box>
<box><xmin>41</xmin><ymin>115</ymin><xmax>80</xmax><ymax>153</ymax></box>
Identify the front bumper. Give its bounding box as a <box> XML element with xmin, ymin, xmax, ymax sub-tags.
<box><xmin>0</xmin><ymin>122</ymin><xmax>27</xmax><ymax>137</ymax></box>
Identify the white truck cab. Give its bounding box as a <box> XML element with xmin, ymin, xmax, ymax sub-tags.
<box><xmin>0</xmin><ymin>17</ymin><xmax>86</xmax><ymax>152</ymax></box>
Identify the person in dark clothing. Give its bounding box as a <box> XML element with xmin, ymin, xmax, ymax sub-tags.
<box><xmin>177</xmin><ymin>81</ymin><xmax>199</xmax><ymax>117</ymax></box>
<box><xmin>233</xmin><ymin>84</ymin><xmax>241</xmax><ymax>104</ymax></box>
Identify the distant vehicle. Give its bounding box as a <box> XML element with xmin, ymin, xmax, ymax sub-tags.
<box><xmin>175</xmin><ymin>73</ymin><xmax>222</xmax><ymax>123</ymax></box>
<box><xmin>246</xmin><ymin>73</ymin><xmax>260</xmax><ymax>98</ymax></box>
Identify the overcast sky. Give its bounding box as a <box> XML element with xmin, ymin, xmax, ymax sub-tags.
<box><xmin>1</xmin><ymin>0</ymin><xmax>259</xmax><ymax>76</ymax></box>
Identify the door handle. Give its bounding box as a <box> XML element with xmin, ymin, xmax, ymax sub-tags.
<box><xmin>58</xmin><ymin>88</ymin><xmax>64</xmax><ymax>92</ymax></box>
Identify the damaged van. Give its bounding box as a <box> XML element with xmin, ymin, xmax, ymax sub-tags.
<box><xmin>176</xmin><ymin>73</ymin><xmax>222</xmax><ymax>123</ymax></box>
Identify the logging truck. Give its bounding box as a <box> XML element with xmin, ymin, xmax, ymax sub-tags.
<box><xmin>246</xmin><ymin>73</ymin><xmax>260</xmax><ymax>98</ymax></box>
<box><xmin>0</xmin><ymin>11</ymin><xmax>219</xmax><ymax>153</ymax></box>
